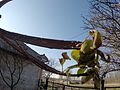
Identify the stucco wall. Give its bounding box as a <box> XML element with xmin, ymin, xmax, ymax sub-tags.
<box><xmin>0</xmin><ymin>47</ymin><xmax>42</xmax><ymax>90</ymax></box>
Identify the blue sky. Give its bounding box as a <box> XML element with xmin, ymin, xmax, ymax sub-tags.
<box><xmin>0</xmin><ymin>0</ymin><xmax>89</xmax><ymax>72</ymax></box>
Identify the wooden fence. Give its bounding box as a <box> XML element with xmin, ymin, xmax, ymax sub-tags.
<box><xmin>40</xmin><ymin>79</ymin><xmax>120</xmax><ymax>90</ymax></box>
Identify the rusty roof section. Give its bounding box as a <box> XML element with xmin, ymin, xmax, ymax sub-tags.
<box><xmin>0</xmin><ymin>0</ymin><xmax>12</xmax><ymax>8</ymax></box>
<box><xmin>0</xmin><ymin>37</ymin><xmax>49</xmax><ymax>63</ymax></box>
<box><xmin>0</xmin><ymin>35</ymin><xmax>88</xmax><ymax>76</ymax></box>
<box><xmin>0</xmin><ymin>28</ymin><xmax>82</xmax><ymax>49</ymax></box>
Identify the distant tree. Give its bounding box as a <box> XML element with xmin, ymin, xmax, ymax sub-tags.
<box><xmin>83</xmin><ymin>0</ymin><xmax>120</xmax><ymax>61</ymax></box>
<box><xmin>42</xmin><ymin>58</ymin><xmax>59</xmax><ymax>79</ymax></box>
<box><xmin>0</xmin><ymin>49</ymin><xmax>24</xmax><ymax>90</ymax></box>
<box><xmin>37</xmin><ymin>58</ymin><xmax>59</xmax><ymax>90</ymax></box>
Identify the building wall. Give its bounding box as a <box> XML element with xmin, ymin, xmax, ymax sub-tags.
<box><xmin>0</xmin><ymin>48</ymin><xmax>42</xmax><ymax>90</ymax></box>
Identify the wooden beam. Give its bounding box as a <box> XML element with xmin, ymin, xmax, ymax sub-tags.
<box><xmin>0</xmin><ymin>0</ymin><xmax>12</xmax><ymax>8</ymax></box>
<box><xmin>0</xmin><ymin>28</ymin><xmax>82</xmax><ymax>49</ymax></box>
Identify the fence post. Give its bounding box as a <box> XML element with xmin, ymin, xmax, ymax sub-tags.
<box><xmin>62</xmin><ymin>85</ymin><xmax>65</xmax><ymax>90</ymax></box>
<box><xmin>100</xmin><ymin>79</ymin><xmax>105</xmax><ymax>90</ymax></box>
<box><xmin>44</xmin><ymin>77</ymin><xmax>49</xmax><ymax>90</ymax></box>
<box><xmin>52</xmin><ymin>81</ymin><xmax>54</xmax><ymax>90</ymax></box>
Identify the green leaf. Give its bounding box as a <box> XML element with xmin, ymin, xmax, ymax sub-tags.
<box><xmin>80</xmin><ymin>40</ymin><xmax>93</xmax><ymax>54</ymax></box>
<box><xmin>93</xmin><ymin>73</ymin><xmax>100</xmax><ymax>88</ymax></box>
<box><xmin>81</xmin><ymin>74</ymin><xmax>93</xmax><ymax>84</ymax></box>
<box><xmin>64</xmin><ymin>64</ymin><xmax>79</xmax><ymax>73</ymax></box>
<box><xmin>81</xmin><ymin>68</ymin><xmax>99</xmax><ymax>84</ymax></box>
<box><xmin>71</xmin><ymin>49</ymin><xmax>80</xmax><ymax>62</ymax></box>
<box><xmin>77</xmin><ymin>68</ymin><xmax>87</xmax><ymax>74</ymax></box>
<box><xmin>59</xmin><ymin>58</ymin><xmax>65</xmax><ymax>65</ymax></box>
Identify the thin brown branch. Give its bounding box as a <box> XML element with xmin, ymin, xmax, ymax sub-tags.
<box><xmin>0</xmin><ymin>69</ymin><xmax>11</xmax><ymax>87</ymax></box>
